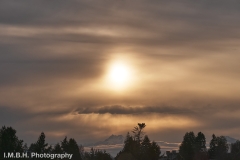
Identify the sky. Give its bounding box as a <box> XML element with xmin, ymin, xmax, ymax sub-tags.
<box><xmin>1</xmin><ymin>0</ymin><xmax>240</xmax><ymax>146</ymax></box>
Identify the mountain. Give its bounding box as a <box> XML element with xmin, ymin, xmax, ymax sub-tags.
<box><xmin>95</xmin><ymin>135</ymin><xmax>124</xmax><ymax>145</ymax></box>
<box><xmin>83</xmin><ymin>135</ymin><xmax>124</xmax><ymax>157</ymax></box>
<box><xmin>225</xmin><ymin>136</ymin><xmax>238</xmax><ymax>144</ymax></box>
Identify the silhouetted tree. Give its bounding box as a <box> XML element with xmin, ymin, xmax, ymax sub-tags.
<box><xmin>179</xmin><ymin>132</ymin><xmax>195</xmax><ymax>160</ymax></box>
<box><xmin>79</xmin><ymin>145</ymin><xmax>85</xmax><ymax>159</ymax></box>
<box><xmin>29</xmin><ymin>143</ymin><xmax>37</xmax><ymax>152</ymax></box>
<box><xmin>231</xmin><ymin>140</ymin><xmax>240</xmax><ymax>159</ymax></box>
<box><xmin>193</xmin><ymin>132</ymin><xmax>208</xmax><ymax>159</ymax></box>
<box><xmin>0</xmin><ymin>126</ymin><xmax>114</xmax><ymax>160</ymax></box>
<box><xmin>23</xmin><ymin>143</ymin><xmax>28</xmax><ymax>151</ymax></box>
<box><xmin>179</xmin><ymin>131</ymin><xmax>209</xmax><ymax>160</ymax></box>
<box><xmin>144</xmin><ymin>140</ymin><xmax>161</xmax><ymax>160</ymax></box>
<box><xmin>125</xmin><ymin>132</ymin><xmax>140</xmax><ymax>159</ymax></box>
<box><xmin>29</xmin><ymin>132</ymin><xmax>49</xmax><ymax>160</ymax></box>
<box><xmin>83</xmin><ymin>148</ymin><xmax>94</xmax><ymax>160</ymax></box>
<box><xmin>193</xmin><ymin>151</ymin><xmax>208</xmax><ymax>160</ymax></box>
<box><xmin>116</xmin><ymin>123</ymin><xmax>161</xmax><ymax>160</ymax></box>
<box><xmin>60</xmin><ymin>137</ymin><xmax>82</xmax><ymax>160</ymax></box>
<box><xmin>121</xmin><ymin>133</ymin><xmax>140</xmax><ymax>159</ymax></box>
<box><xmin>115</xmin><ymin>152</ymin><xmax>135</xmax><ymax>160</ymax></box>
<box><xmin>122</xmin><ymin>132</ymin><xmax>133</xmax><ymax>151</ymax></box>
<box><xmin>68</xmin><ymin>138</ymin><xmax>82</xmax><ymax>160</ymax></box>
<box><xmin>53</xmin><ymin>143</ymin><xmax>63</xmax><ymax>154</ymax></box>
<box><xmin>30</xmin><ymin>132</ymin><xmax>48</xmax><ymax>153</ymax></box>
<box><xmin>208</xmin><ymin>134</ymin><xmax>217</xmax><ymax>159</ymax></box>
<box><xmin>61</xmin><ymin>136</ymin><xmax>69</xmax><ymax>153</ymax></box>
<box><xmin>116</xmin><ymin>132</ymin><xmax>138</xmax><ymax>160</ymax></box>
<box><xmin>51</xmin><ymin>143</ymin><xmax>63</xmax><ymax>159</ymax></box>
<box><xmin>93</xmin><ymin>149</ymin><xmax>112</xmax><ymax>160</ymax></box>
<box><xmin>208</xmin><ymin>134</ymin><xmax>229</xmax><ymax>160</ymax></box>
<box><xmin>194</xmin><ymin>132</ymin><xmax>206</xmax><ymax>152</ymax></box>
<box><xmin>0</xmin><ymin>126</ymin><xmax>24</xmax><ymax>160</ymax></box>
<box><xmin>140</xmin><ymin>135</ymin><xmax>151</xmax><ymax>160</ymax></box>
<box><xmin>84</xmin><ymin>148</ymin><xmax>112</xmax><ymax>160</ymax></box>
<box><xmin>132</xmin><ymin>123</ymin><xmax>146</xmax><ymax>142</ymax></box>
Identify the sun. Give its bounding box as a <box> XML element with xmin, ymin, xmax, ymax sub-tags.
<box><xmin>106</xmin><ymin>61</ymin><xmax>132</xmax><ymax>90</ymax></box>
<box><xmin>109</xmin><ymin>63</ymin><xmax>129</xmax><ymax>84</ymax></box>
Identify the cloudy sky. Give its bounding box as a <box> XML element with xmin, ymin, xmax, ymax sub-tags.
<box><xmin>1</xmin><ymin>0</ymin><xmax>240</xmax><ymax>145</ymax></box>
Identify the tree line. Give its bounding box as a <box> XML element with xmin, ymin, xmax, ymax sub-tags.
<box><xmin>178</xmin><ymin>131</ymin><xmax>240</xmax><ymax>160</ymax></box>
<box><xmin>1</xmin><ymin>125</ymin><xmax>240</xmax><ymax>160</ymax></box>
<box><xmin>0</xmin><ymin>126</ymin><xmax>112</xmax><ymax>160</ymax></box>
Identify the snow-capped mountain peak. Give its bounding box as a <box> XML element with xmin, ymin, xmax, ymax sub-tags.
<box><xmin>95</xmin><ymin>135</ymin><xmax>124</xmax><ymax>145</ymax></box>
<box><xmin>225</xmin><ymin>136</ymin><xmax>238</xmax><ymax>144</ymax></box>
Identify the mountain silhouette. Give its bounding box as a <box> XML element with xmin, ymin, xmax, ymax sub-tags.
<box><xmin>95</xmin><ymin>135</ymin><xmax>124</xmax><ymax>145</ymax></box>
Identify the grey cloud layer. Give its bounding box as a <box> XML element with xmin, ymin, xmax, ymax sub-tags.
<box><xmin>77</xmin><ymin>105</ymin><xmax>197</xmax><ymax>115</ymax></box>
<box><xmin>1</xmin><ymin>0</ymin><xmax>240</xmax><ymax>144</ymax></box>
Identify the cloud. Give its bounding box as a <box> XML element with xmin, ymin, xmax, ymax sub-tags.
<box><xmin>77</xmin><ymin>105</ymin><xmax>196</xmax><ymax>115</ymax></box>
<box><xmin>1</xmin><ymin>0</ymin><xmax>240</xmax><ymax>145</ymax></box>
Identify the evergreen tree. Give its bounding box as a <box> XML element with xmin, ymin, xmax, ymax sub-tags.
<box><xmin>231</xmin><ymin>140</ymin><xmax>240</xmax><ymax>159</ymax></box>
<box><xmin>208</xmin><ymin>134</ymin><xmax>229</xmax><ymax>160</ymax></box>
<box><xmin>45</xmin><ymin>145</ymin><xmax>53</xmax><ymax>154</ymax></box>
<box><xmin>149</xmin><ymin>141</ymin><xmax>161</xmax><ymax>160</ymax></box>
<box><xmin>0</xmin><ymin>126</ymin><xmax>24</xmax><ymax>160</ymax></box>
<box><xmin>94</xmin><ymin>149</ymin><xmax>112</xmax><ymax>160</ymax></box>
<box><xmin>79</xmin><ymin>145</ymin><xmax>84</xmax><ymax>159</ymax></box>
<box><xmin>179</xmin><ymin>132</ymin><xmax>195</xmax><ymax>160</ymax></box>
<box><xmin>116</xmin><ymin>133</ymin><xmax>136</xmax><ymax>160</ymax></box>
<box><xmin>140</xmin><ymin>135</ymin><xmax>151</xmax><ymax>160</ymax></box>
<box><xmin>216</xmin><ymin>136</ymin><xmax>229</xmax><ymax>157</ymax></box>
<box><xmin>23</xmin><ymin>143</ymin><xmax>28</xmax><ymax>151</ymax></box>
<box><xmin>61</xmin><ymin>136</ymin><xmax>69</xmax><ymax>153</ymax></box>
<box><xmin>31</xmin><ymin>132</ymin><xmax>48</xmax><ymax>153</ymax></box>
<box><xmin>29</xmin><ymin>132</ymin><xmax>49</xmax><ymax>160</ymax></box>
<box><xmin>132</xmin><ymin>123</ymin><xmax>146</xmax><ymax>142</ymax></box>
<box><xmin>194</xmin><ymin>132</ymin><xmax>206</xmax><ymax>152</ymax></box>
<box><xmin>60</xmin><ymin>137</ymin><xmax>82</xmax><ymax>160</ymax></box>
<box><xmin>209</xmin><ymin>134</ymin><xmax>217</xmax><ymax>159</ymax></box>
<box><xmin>68</xmin><ymin>138</ymin><xmax>82</xmax><ymax>160</ymax></box>
<box><xmin>84</xmin><ymin>148</ymin><xmax>112</xmax><ymax>160</ymax></box>
<box><xmin>52</xmin><ymin>143</ymin><xmax>63</xmax><ymax>160</ymax></box>
<box><xmin>122</xmin><ymin>132</ymin><xmax>133</xmax><ymax>152</ymax></box>
<box><xmin>115</xmin><ymin>152</ymin><xmax>135</xmax><ymax>160</ymax></box>
<box><xmin>194</xmin><ymin>132</ymin><xmax>208</xmax><ymax>159</ymax></box>
<box><xmin>122</xmin><ymin>132</ymin><xmax>139</xmax><ymax>158</ymax></box>
<box><xmin>53</xmin><ymin>143</ymin><xmax>63</xmax><ymax>154</ymax></box>
<box><xmin>29</xmin><ymin>143</ymin><xmax>37</xmax><ymax>152</ymax></box>
<box><xmin>116</xmin><ymin>123</ymin><xmax>161</xmax><ymax>160</ymax></box>
<box><xmin>88</xmin><ymin>148</ymin><xmax>95</xmax><ymax>159</ymax></box>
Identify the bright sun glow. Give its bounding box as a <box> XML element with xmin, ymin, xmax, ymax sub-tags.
<box><xmin>106</xmin><ymin>61</ymin><xmax>132</xmax><ymax>90</ymax></box>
